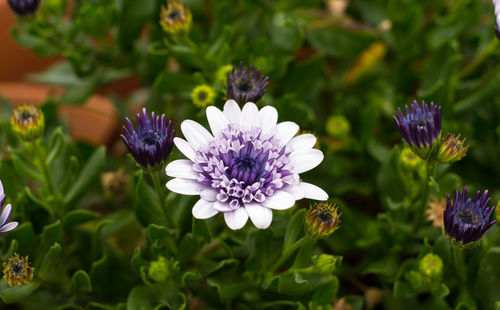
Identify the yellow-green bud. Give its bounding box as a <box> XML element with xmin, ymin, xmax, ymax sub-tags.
<box><xmin>216</xmin><ymin>65</ymin><xmax>234</xmax><ymax>86</ymax></box>
<box><xmin>160</xmin><ymin>1</ymin><xmax>192</xmax><ymax>35</ymax></box>
<box><xmin>326</xmin><ymin>115</ymin><xmax>350</xmax><ymax>138</ymax></box>
<box><xmin>438</xmin><ymin>133</ymin><xmax>468</xmax><ymax>164</ymax></box>
<box><xmin>11</xmin><ymin>104</ymin><xmax>45</xmax><ymax>141</ymax></box>
<box><xmin>305</xmin><ymin>202</ymin><xmax>341</xmax><ymax>239</ymax></box>
<box><xmin>419</xmin><ymin>253</ymin><xmax>443</xmax><ymax>279</ymax></box>
<box><xmin>311</xmin><ymin>254</ymin><xmax>337</xmax><ymax>274</ymax></box>
<box><xmin>399</xmin><ymin>147</ymin><xmax>423</xmax><ymax>170</ymax></box>
<box><xmin>191</xmin><ymin>85</ymin><xmax>216</xmax><ymax>108</ymax></box>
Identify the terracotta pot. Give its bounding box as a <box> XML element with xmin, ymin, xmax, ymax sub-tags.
<box><xmin>0</xmin><ymin>82</ymin><xmax>120</xmax><ymax>146</ymax></box>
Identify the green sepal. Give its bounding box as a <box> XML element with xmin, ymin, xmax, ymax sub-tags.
<box><xmin>72</xmin><ymin>270</ymin><xmax>92</xmax><ymax>293</ymax></box>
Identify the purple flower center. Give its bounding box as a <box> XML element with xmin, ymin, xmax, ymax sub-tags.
<box><xmin>193</xmin><ymin>126</ymin><xmax>297</xmax><ymax>208</ymax></box>
<box><xmin>139</xmin><ymin>130</ymin><xmax>160</xmax><ymax>146</ymax></box>
<box><xmin>454</xmin><ymin>205</ymin><xmax>482</xmax><ymax>226</ymax></box>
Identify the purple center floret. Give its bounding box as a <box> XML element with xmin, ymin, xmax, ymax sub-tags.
<box><xmin>193</xmin><ymin>126</ymin><xmax>297</xmax><ymax>210</ymax></box>
<box><xmin>393</xmin><ymin>101</ymin><xmax>441</xmax><ymax>148</ymax></box>
<box><xmin>444</xmin><ymin>188</ymin><xmax>496</xmax><ymax>244</ymax></box>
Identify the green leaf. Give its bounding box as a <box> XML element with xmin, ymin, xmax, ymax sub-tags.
<box><xmin>10</xmin><ymin>152</ymin><xmax>42</xmax><ymax>181</ymax></box>
<box><xmin>64</xmin><ymin>147</ymin><xmax>106</xmax><ymax>205</ymax></box>
<box><xmin>38</xmin><ymin>243</ymin><xmax>62</xmax><ymax>280</ymax></box>
<box><xmin>283</xmin><ymin>209</ymin><xmax>306</xmax><ymax>253</ymax></box>
<box><xmin>178</xmin><ymin>234</ymin><xmax>198</xmax><ymax>265</ymax></box>
<box><xmin>63</xmin><ymin>209</ymin><xmax>99</xmax><ymax>229</ymax></box>
<box><xmin>0</xmin><ymin>281</ymin><xmax>40</xmax><ymax>304</ymax></box>
<box><xmin>192</xmin><ymin>218</ymin><xmax>211</xmax><ymax>242</ymax></box>
<box><xmin>72</xmin><ymin>270</ymin><xmax>92</xmax><ymax>293</ymax></box>
<box><xmin>153</xmin><ymin>71</ymin><xmax>194</xmax><ymax>93</ymax></box>
<box><xmin>135</xmin><ymin>171</ymin><xmax>166</xmax><ymax>226</ymax></box>
<box><xmin>47</xmin><ymin>128</ymin><xmax>67</xmax><ymax>165</ymax></box>
<box><xmin>8</xmin><ymin>222</ymin><xmax>36</xmax><ymax>254</ymax></box>
<box><xmin>207</xmin><ymin>276</ymin><xmax>248</xmax><ymax>302</ymax></box>
<box><xmin>312</xmin><ymin>277</ymin><xmax>339</xmax><ymax>305</ymax></box>
<box><xmin>131</xmin><ymin>247</ymin><xmax>146</xmax><ymax>276</ymax></box>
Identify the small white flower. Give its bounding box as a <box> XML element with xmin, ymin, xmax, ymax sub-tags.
<box><xmin>0</xmin><ymin>180</ymin><xmax>19</xmax><ymax>234</ymax></box>
<box><xmin>495</xmin><ymin>0</ymin><xmax>500</xmax><ymax>35</ymax></box>
<box><xmin>166</xmin><ymin>100</ymin><xmax>328</xmax><ymax>230</ymax></box>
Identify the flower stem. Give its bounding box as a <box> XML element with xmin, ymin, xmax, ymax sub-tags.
<box><xmin>34</xmin><ymin>140</ymin><xmax>57</xmax><ymax>197</ymax></box>
<box><xmin>149</xmin><ymin>171</ymin><xmax>175</xmax><ymax>228</ymax></box>
<box><xmin>453</xmin><ymin>246</ymin><xmax>466</xmax><ymax>286</ymax></box>
<box><xmin>413</xmin><ymin>160</ymin><xmax>437</xmax><ymax>232</ymax></box>
<box><xmin>269</xmin><ymin>235</ymin><xmax>312</xmax><ymax>273</ymax></box>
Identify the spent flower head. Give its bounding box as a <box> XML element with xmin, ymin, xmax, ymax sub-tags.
<box><xmin>160</xmin><ymin>1</ymin><xmax>192</xmax><ymax>34</ymax></box>
<box><xmin>121</xmin><ymin>108</ymin><xmax>175</xmax><ymax>172</ymax></box>
<box><xmin>0</xmin><ymin>180</ymin><xmax>19</xmax><ymax>234</ymax></box>
<box><xmin>438</xmin><ymin>133</ymin><xmax>468</xmax><ymax>164</ymax></box>
<box><xmin>444</xmin><ymin>187</ymin><xmax>496</xmax><ymax>248</ymax></box>
<box><xmin>3</xmin><ymin>253</ymin><xmax>34</xmax><ymax>287</ymax></box>
<box><xmin>227</xmin><ymin>63</ymin><xmax>269</xmax><ymax>105</ymax></box>
<box><xmin>7</xmin><ymin>0</ymin><xmax>40</xmax><ymax>16</ymax></box>
<box><xmin>191</xmin><ymin>85</ymin><xmax>216</xmax><ymax>108</ymax></box>
<box><xmin>11</xmin><ymin>104</ymin><xmax>45</xmax><ymax>141</ymax></box>
<box><xmin>393</xmin><ymin>100</ymin><xmax>442</xmax><ymax>160</ymax></box>
<box><xmin>305</xmin><ymin>201</ymin><xmax>341</xmax><ymax>239</ymax></box>
<box><xmin>166</xmin><ymin>100</ymin><xmax>328</xmax><ymax>230</ymax></box>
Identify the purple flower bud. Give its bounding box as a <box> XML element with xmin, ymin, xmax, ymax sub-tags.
<box><xmin>7</xmin><ymin>0</ymin><xmax>40</xmax><ymax>16</ymax></box>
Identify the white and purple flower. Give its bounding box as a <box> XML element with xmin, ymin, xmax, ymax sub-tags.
<box><xmin>166</xmin><ymin>100</ymin><xmax>328</xmax><ymax>230</ymax></box>
<box><xmin>0</xmin><ymin>180</ymin><xmax>19</xmax><ymax>234</ymax></box>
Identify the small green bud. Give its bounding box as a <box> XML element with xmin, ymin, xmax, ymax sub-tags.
<box><xmin>326</xmin><ymin>115</ymin><xmax>350</xmax><ymax>138</ymax></box>
<box><xmin>311</xmin><ymin>254</ymin><xmax>337</xmax><ymax>274</ymax></box>
<box><xmin>399</xmin><ymin>147</ymin><xmax>423</xmax><ymax>170</ymax></box>
<box><xmin>148</xmin><ymin>256</ymin><xmax>179</xmax><ymax>283</ymax></box>
<box><xmin>419</xmin><ymin>253</ymin><xmax>443</xmax><ymax>279</ymax></box>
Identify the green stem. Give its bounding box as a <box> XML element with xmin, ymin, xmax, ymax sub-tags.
<box><xmin>269</xmin><ymin>235</ymin><xmax>312</xmax><ymax>273</ymax></box>
<box><xmin>453</xmin><ymin>246</ymin><xmax>466</xmax><ymax>286</ymax></box>
<box><xmin>149</xmin><ymin>172</ymin><xmax>175</xmax><ymax>228</ymax></box>
<box><xmin>413</xmin><ymin>160</ymin><xmax>437</xmax><ymax>232</ymax></box>
<box><xmin>35</xmin><ymin>140</ymin><xmax>57</xmax><ymax>197</ymax></box>
<box><xmin>484</xmin><ymin>227</ymin><xmax>500</xmax><ymax>254</ymax></box>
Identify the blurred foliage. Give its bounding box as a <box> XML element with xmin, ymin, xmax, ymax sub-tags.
<box><xmin>1</xmin><ymin>0</ymin><xmax>500</xmax><ymax>309</ymax></box>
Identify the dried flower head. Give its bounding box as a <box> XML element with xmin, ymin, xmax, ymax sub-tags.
<box><xmin>160</xmin><ymin>1</ymin><xmax>192</xmax><ymax>34</ymax></box>
<box><xmin>166</xmin><ymin>100</ymin><xmax>328</xmax><ymax>230</ymax></box>
<box><xmin>444</xmin><ymin>187</ymin><xmax>496</xmax><ymax>248</ymax></box>
<box><xmin>7</xmin><ymin>0</ymin><xmax>39</xmax><ymax>16</ymax></box>
<box><xmin>426</xmin><ymin>196</ymin><xmax>446</xmax><ymax>228</ymax></box>
<box><xmin>438</xmin><ymin>133</ymin><xmax>468</xmax><ymax>164</ymax></box>
<box><xmin>306</xmin><ymin>201</ymin><xmax>341</xmax><ymax>239</ymax></box>
<box><xmin>101</xmin><ymin>168</ymin><xmax>129</xmax><ymax>194</ymax></box>
<box><xmin>227</xmin><ymin>63</ymin><xmax>269</xmax><ymax>105</ymax></box>
<box><xmin>11</xmin><ymin>104</ymin><xmax>45</xmax><ymax>141</ymax></box>
<box><xmin>393</xmin><ymin>101</ymin><xmax>441</xmax><ymax>160</ymax></box>
<box><xmin>191</xmin><ymin>85</ymin><xmax>216</xmax><ymax>108</ymax></box>
<box><xmin>121</xmin><ymin>108</ymin><xmax>175</xmax><ymax>172</ymax></box>
<box><xmin>3</xmin><ymin>253</ymin><xmax>34</xmax><ymax>287</ymax></box>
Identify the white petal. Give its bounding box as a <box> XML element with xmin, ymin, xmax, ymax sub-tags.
<box><xmin>181</xmin><ymin>120</ymin><xmax>213</xmax><ymax>151</ymax></box>
<box><xmin>200</xmin><ymin>188</ymin><xmax>218</xmax><ymax>201</ymax></box>
<box><xmin>0</xmin><ymin>222</ymin><xmax>18</xmax><ymax>233</ymax></box>
<box><xmin>166</xmin><ymin>178</ymin><xmax>205</xmax><ymax>195</ymax></box>
<box><xmin>290</xmin><ymin>149</ymin><xmax>324</xmax><ymax>174</ymax></box>
<box><xmin>259</xmin><ymin>106</ymin><xmax>278</xmax><ymax>130</ymax></box>
<box><xmin>192</xmin><ymin>199</ymin><xmax>218</xmax><ymax>219</ymax></box>
<box><xmin>223</xmin><ymin>100</ymin><xmax>241</xmax><ymax>125</ymax></box>
<box><xmin>165</xmin><ymin>160</ymin><xmax>198</xmax><ymax>179</ymax></box>
<box><xmin>261</xmin><ymin>191</ymin><xmax>296</xmax><ymax>210</ymax></box>
<box><xmin>275</xmin><ymin>121</ymin><xmax>299</xmax><ymax>145</ymax></box>
<box><xmin>282</xmin><ymin>185</ymin><xmax>305</xmax><ymax>200</ymax></box>
<box><xmin>245</xmin><ymin>202</ymin><xmax>273</xmax><ymax>229</ymax></box>
<box><xmin>239</xmin><ymin>102</ymin><xmax>259</xmax><ymax>128</ymax></box>
<box><xmin>213</xmin><ymin>201</ymin><xmax>233</xmax><ymax>212</ymax></box>
<box><xmin>174</xmin><ymin>137</ymin><xmax>197</xmax><ymax>162</ymax></box>
<box><xmin>0</xmin><ymin>180</ymin><xmax>3</xmax><ymax>197</ymax></box>
<box><xmin>206</xmin><ymin>106</ymin><xmax>229</xmax><ymax>136</ymax></box>
<box><xmin>0</xmin><ymin>204</ymin><xmax>11</xmax><ymax>226</ymax></box>
<box><xmin>288</xmin><ymin>134</ymin><xmax>317</xmax><ymax>152</ymax></box>
<box><xmin>224</xmin><ymin>208</ymin><xmax>249</xmax><ymax>230</ymax></box>
<box><xmin>300</xmin><ymin>182</ymin><xmax>328</xmax><ymax>200</ymax></box>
